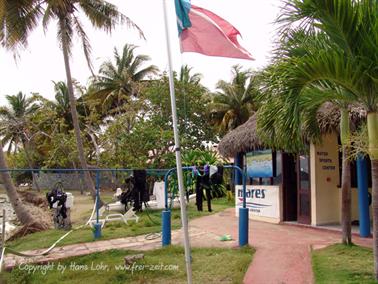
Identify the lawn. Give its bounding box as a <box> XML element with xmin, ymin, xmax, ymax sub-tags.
<box><xmin>2</xmin><ymin>246</ymin><xmax>254</xmax><ymax>284</ymax></box>
<box><xmin>6</xmin><ymin>197</ymin><xmax>234</xmax><ymax>252</ymax></box>
<box><xmin>312</xmin><ymin>244</ymin><xmax>375</xmax><ymax>284</ymax></box>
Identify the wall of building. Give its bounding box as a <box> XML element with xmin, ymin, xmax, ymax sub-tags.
<box><xmin>310</xmin><ymin>132</ymin><xmax>341</xmax><ymax>225</ymax></box>
<box><xmin>345</xmin><ymin>187</ymin><xmax>372</xmax><ymax>223</ymax></box>
<box><xmin>311</xmin><ymin>132</ymin><xmax>372</xmax><ymax>226</ymax></box>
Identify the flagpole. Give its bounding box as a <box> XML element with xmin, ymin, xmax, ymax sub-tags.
<box><xmin>162</xmin><ymin>1</ymin><xmax>193</xmax><ymax>284</ymax></box>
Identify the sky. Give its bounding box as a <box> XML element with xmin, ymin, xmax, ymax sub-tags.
<box><xmin>0</xmin><ymin>0</ymin><xmax>281</xmax><ymax>106</ymax></box>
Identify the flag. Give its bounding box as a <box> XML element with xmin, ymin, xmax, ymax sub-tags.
<box><xmin>174</xmin><ymin>1</ymin><xmax>254</xmax><ymax>60</ymax></box>
<box><xmin>175</xmin><ymin>0</ymin><xmax>191</xmax><ymax>34</ymax></box>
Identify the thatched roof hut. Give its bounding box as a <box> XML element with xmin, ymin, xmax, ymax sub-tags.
<box><xmin>315</xmin><ymin>102</ymin><xmax>366</xmax><ymax>134</ymax></box>
<box><xmin>217</xmin><ymin>113</ymin><xmax>262</xmax><ymax>157</ymax></box>
<box><xmin>217</xmin><ymin>103</ymin><xmax>366</xmax><ymax>158</ymax></box>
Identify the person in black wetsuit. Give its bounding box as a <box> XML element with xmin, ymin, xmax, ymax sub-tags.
<box><xmin>195</xmin><ymin>166</ymin><xmax>212</xmax><ymax>212</ymax></box>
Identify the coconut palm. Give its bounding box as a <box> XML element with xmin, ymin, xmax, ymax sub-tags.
<box><xmin>209</xmin><ymin>65</ymin><xmax>259</xmax><ymax>134</ymax></box>
<box><xmin>274</xmin><ymin>0</ymin><xmax>378</xmax><ymax>277</ymax></box>
<box><xmin>0</xmin><ymin>2</ymin><xmax>48</xmax><ymax>227</ymax></box>
<box><xmin>89</xmin><ymin>43</ymin><xmax>158</xmax><ymax>115</ymax></box>
<box><xmin>1</xmin><ymin>0</ymin><xmax>144</xmax><ymax>202</ymax></box>
<box><xmin>178</xmin><ymin>65</ymin><xmax>202</xmax><ymax>85</ymax></box>
<box><xmin>259</xmin><ymin>24</ymin><xmax>365</xmax><ymax>243</ymax></box>
<box><xmin>0</xmin><ymin>92</ymin><xmax>43</xmax><ymax>191</ymax></box>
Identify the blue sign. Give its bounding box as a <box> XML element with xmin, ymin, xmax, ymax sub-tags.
<box><xmin>246</xmin><ymin>150</ymin><xmax>273</xmax><ymax>178</ymax></box>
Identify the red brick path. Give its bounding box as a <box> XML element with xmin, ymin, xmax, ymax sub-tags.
<box><xmin>188</xmin><ymin>209</ymin><xmax>373</xmax><ymax>284</ymax></box>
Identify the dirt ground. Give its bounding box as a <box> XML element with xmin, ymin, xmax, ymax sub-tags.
<box><xmin>0</xmin><ymin>188</ymin><xmax>116</xmax><ymax>228</ymax></box>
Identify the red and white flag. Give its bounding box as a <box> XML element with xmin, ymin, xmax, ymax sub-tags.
<box><xmin>176</xmin><ymin>3</ymin><xmax>254</xmax><ymax>60</ymax></box>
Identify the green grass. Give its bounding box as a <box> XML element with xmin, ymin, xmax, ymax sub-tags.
<box><xmin>312</xmin><ymin>244</ymin><xmax>375</xmax><ymax>284</ymax></box>
<box><xmin>6</xmin><ymin>198</ymin><xmax>233</xmax><ymax>252</ymax></box>
<box><xmin>2</xmin><ymin>246</ymin><xmax>254</xmax><ymax>284</ymax></box>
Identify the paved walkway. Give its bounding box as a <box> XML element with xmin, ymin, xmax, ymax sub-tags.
<box><xmin>3</xmin><ymin>208</ymin><xmax>373</xmax><ymax>284</ymax></box>
<box><xmin>3</xmin><ymin>226</ymin><xmax>227</xmax><ymax>270</ymax></box>
<box><xmin>189</xmin><ymin>209</ymin><xmax>373</xmax><ymax>284</ymax></box>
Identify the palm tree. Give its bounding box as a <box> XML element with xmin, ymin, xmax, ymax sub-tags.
<box><xmin>0</xmin><ymin>2</ymin><xmax>46</xmax><ymax>228</ymax></box>
<box><xmin>178</xmin><ymin>65</ymin><xmax>202</xmax><ymax>85</ymax></box>
<box><xmin>275</xmin><ymin>0</ymin><xmax>378</xmax><ymax>277</ymax></box>
<box><xmin>89</xmin><ymin>43</ymin><xmax>158</xmax><ymax>115</ymax></box>
<box><xmin>0</xmin><ymin>92</ymin><xmax>43</xmax><ymax>191</ymax></box>
<box><xmin>258</xmin><ymin>29</ymin><xmax>358</xmax><ymax>244</ymax></box>
<box><xmin>210</xmin><ymin>65</ymin><xmax>258</xmax><ymax>133</ymax></box>
<box><xmin>1</xmin><ymin>0</ymin><xmax>144</xmax><ymax>202</ymax></box>
<box><xmin>50</xmin><ymin>81</ymin><xmax>75</xmax><ymax>132</ymax></box>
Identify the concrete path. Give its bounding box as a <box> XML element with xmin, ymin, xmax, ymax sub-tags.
<box><xmin>188</xmin><ymin>209</ymin><xmax>373</xmax><ymax>284</ymax></box>
<box><xmin>3</xmin><ymin>208</ymin><xmax>373</xmax><ymax>284</ymax></box>
<box><xmin>3</xmin><ymin>226</ymin><xmax>230</xmax><ymax>271</ymax></box>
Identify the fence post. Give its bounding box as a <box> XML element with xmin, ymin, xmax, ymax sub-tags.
<box><xmin>239</xmin><ymin>167</ymin><xmax>249</xmax><ymax>246</ymax></box>
<box><xmin>162</xmin><ymin>210</ymin><xmax>171</xmax><ymax>246</ymax></box>
<box><xmin>1</xmin><ymin>209</ymin><xmax>5</xmax><ymax>249</ymax></box>
<box><xmin>357</xmin><ymin>156</ymin><xmax>371</xmax><ymax>237</ymax></box>
<box><xmin>93</xmin><ymin>170</ymin><xmax>102</xmax><ymax>239</ymax></box>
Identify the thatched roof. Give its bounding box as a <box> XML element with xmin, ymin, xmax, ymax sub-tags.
<box><xmin>316</xmin><ymin>102</ymin><xmax>366</xmax><ymax>134</ymax></box>
<box><xmin>218</xmin><ymin>103</ymin><xmax>366</xmax><ymax>157</ymax></box>
<box><xmin>217</xmin><ymin>114</ymin><xmax>262</xmax><ymax>157</ymax></box>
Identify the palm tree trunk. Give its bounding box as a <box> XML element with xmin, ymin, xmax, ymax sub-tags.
<box><xmin>22</xmin><ymin>140</ymin><xmax>41</xmax><ymax>192</ymax></box>
<box><xmin>341</xmin><ymin>146</ymin><xmax>352</xmax><ymax>244</ymax></box>
<box><xmin>340</xmin><ymin>108</ymin><xmax>352</xmax><ymax>245</ymax></box>
<box><xmin>59</xmin><ymin>19</ymin><xmax>98</xmax><ymax>203</ymax></box>
<box><xmin>0</xmin><ymin>144</ymin><xmax>36</xmax><ymax>225</ymax></box>
<box><xmin>367</xmin><ymin>112</ymin><xmax>378</xmax><ymax>279</ymax></box>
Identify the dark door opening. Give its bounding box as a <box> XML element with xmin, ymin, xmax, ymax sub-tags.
<box><xmin>282</xmin><ymin>153</ymin><xmax>298</xmax><ymax>221</ymax></box>
<box><xmin>297</xmin><ymin>154</ymin><xmax>311</xmax><ymax>224</ymax></box>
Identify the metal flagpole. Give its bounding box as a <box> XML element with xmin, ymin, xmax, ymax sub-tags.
<box><xmin>162</xmin><ymin>1</ymin><xmax>193</xmax><ymax>283</ymax></box>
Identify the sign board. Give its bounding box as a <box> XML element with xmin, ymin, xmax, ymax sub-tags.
<box><xmin>235</xmin><ymin>185</ymin><xmax>280</xmax><ymax>219</ymax></box>
<box><xmin>246</xmin><ymin>150</ymin><xmax>273</xmax><ymax>178</ymax></box>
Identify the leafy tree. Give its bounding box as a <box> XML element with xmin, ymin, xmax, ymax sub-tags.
<box><xmin>144</xmin><ymin>72</ymin><xmax>216</xmax><ymax>151</ymax></box>
<box><xmin>98</xmin><ymin>68</ymin><xmax>216</xmax><ymax>169</ymax></box>
<box><xmin>100</xmin><ymin>116</ymin><xmax>174</xmax><ymax>169</ymax></box>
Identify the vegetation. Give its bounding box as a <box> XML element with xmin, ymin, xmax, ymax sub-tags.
<box><xmin>209</xmin><ymin>65</ymin><xmax>259</xmax><ymax>134</ymax></box>
<box><xmin>2</xmin><ymin>246</ymin><xmax>254</xmax><ymax>284</ymax></box>
<box><xmin>261</xmin><ymin>0</ymin><xmax>378</xmax><ymax>277</ymax></box>
<box><xmin>312</xmin><ymin>244</ymin><xmax>375</xmax><ymax>283</ymax></box>
<box><xmin>6</xmin><ymin>198</ymin><xmax>233</xmax><ymax>252</ymax></box>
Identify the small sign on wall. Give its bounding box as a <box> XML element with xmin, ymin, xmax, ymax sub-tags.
<box><xmin>235</xmin><ymin>185</ymin><xmax>280</xmax><ymax>219</ymax></box>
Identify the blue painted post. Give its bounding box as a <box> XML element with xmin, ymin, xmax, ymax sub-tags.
<box><xmin>93</xmin><ymin>170</ymin><xmax>102</xmax><ymax>239</ymax></box>
<box><xmin>234</xmin><ymin>153</ymin><xmax>243</xmax><ymax>185</ymax></box>
<box><xmin>162</xmin><ymin>210</ymin><xmax>171</xmax><ymax>246</ymax></box>
<box><xmin>357</xmin><ymin>156</ymin><xmax>371</xmax><ymax>237</ymax></box>
<box><xmin>239</xmin><ymin>208</ymin><xmax>249</xmax><ymax>246</ymax></box>
<box><xmin>239</xmin><ymin>167</ymin><xmax>249</xmax><ymax>246</ymax></box>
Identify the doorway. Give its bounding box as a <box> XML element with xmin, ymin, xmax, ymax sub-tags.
<box><xmin>282</xmin><ymin>153</ymin><xmax>298</xmax><ymax>221</ymax></box>
<box><xmin>297</xmin><ymin>154</ymin><xmax>311</xmax><ymax>224</ymax></box>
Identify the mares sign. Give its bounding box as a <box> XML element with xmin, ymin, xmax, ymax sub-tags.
<box><xmin>235</xmin><ymin>185</ymin><xmax>280</xmax><ymax>219</ymax></box>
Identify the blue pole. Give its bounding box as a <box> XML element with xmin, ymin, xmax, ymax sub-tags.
<box><xmin>357</xmin><ymin>156</ymin><xmax>371</xmax><ymax>237</ymax></box>
<box><xmin>239</xmin><ymin>167</ymin><xmax>249</xmax><ymax>246</ymax></box>
<box><xmin>93</xmin><ymin>170</ymin><xmax>102</xmax><ymax>239</ymax></box>
<box><xmin>239</xmin><ymin>207</ymin><xmax>249</xmax><ymax>246</ymax></box>
<box><xmin>234</xmin><ymin>153</ymin><xmax>243</xmax><ymax>185</ymax></box>
<box><xmin>242</xmin><ymin>167</ymin><xmax>247</xmax><ymax>208</ymax></box>
<box><xmin>162</xmin><ymin>210</ymin><xmax>171</xmax><ymax>246</ymax></box>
